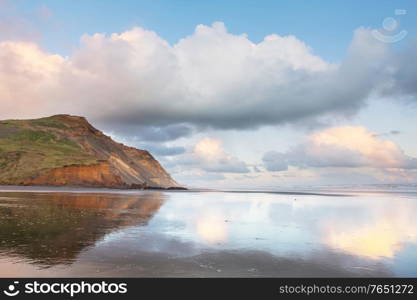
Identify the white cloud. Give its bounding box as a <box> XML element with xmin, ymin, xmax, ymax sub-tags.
<box><xmin>0</xmin><ymin>41</ymin><xmax>64</xmax><ymax>115</ymax></box>
<box><xmin>263</xmin><ymin>126</ymin><xmax>417</xmax><ymax>171</ymax></box>
<box><xmin>191</xmin><ymin>137</ymin><xmax>249</xmax><ymax>173</ymax></box>
<box><xmin>1</xmin><ymin>23</ymin><xmax>414</xmax><ymax>133</ymax></box>
<box><xmin>166</xmin><ymin>137</ymin><xmax>249</xmax><ymax>175</ymax></box>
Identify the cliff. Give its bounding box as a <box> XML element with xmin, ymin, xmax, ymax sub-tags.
<box><xmin>0</xmin><ymin>115</ymin><xmax>182</xmax><ymax>189</ymax></box>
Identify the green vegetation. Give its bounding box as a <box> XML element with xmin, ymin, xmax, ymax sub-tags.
<box><xmin>0</xmin><ymin>117</ymin><xmax>97</xmax><ymax>184</ymax></box>
<box><xmin>11</xmin><ymin>130</ymin><xmax>56</xmax><ymax>143</ymax></box>
<box><xmin>30</xmin><ymin>117</ymin><xmax>68</xmax><ymax>129</ymax></box>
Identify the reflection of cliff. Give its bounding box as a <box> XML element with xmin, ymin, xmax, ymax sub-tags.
<box><xmin>0</xmin><ymin>192</ymin><xmax>165</xmax><ymax>266</ymax></box>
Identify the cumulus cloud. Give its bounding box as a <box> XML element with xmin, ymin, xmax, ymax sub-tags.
<box><xmin>192</xmin><ymin>137</ymin><xmax>250</xmax><ymax>173</ymax></box>
<box><xmin>381</xmin><ymin>40</ymin><xmax>417</xmax><ymax>101</ymax></box>
<box><xmin>263</xmin><ymin>126</ymin><xmax>417</xmax><ymax>171</ymax></box>
<box><xmin>166</xmin><ymin>137</ymin><xmax>250</xmax><ymax>174</ymax></box>
<box><xmin>1</xmin><ymin>22</ymin><xmax>415</xmax><ymax>135</ymax></box>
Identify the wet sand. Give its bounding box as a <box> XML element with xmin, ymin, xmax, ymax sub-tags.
<box><xmin>0</xmin><ymin>186</ymin><xmax>416</xmax><ymax>277</ymax></box>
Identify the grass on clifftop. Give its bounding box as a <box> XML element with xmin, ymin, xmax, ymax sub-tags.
<box><xmin>0</xmin><ymin>118</ymin><xmax>97</xmax><ymax>184</ymax></box>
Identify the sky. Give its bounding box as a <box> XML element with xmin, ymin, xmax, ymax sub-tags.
<box><xmin>1</xmin><ymin>0</ymin><xmax>417</xmax><ymax>188</ymax></box>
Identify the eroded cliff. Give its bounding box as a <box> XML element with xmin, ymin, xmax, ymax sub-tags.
<box><xmin>0</xmin><ymin>115</ymin><xmax>182</xmax><ymax>189</ymax></box>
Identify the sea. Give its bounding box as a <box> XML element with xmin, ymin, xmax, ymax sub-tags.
<box><xmin>0</xmin><ymin>185</ymin><xmax>416</xmax><ymax>277</ymax></box>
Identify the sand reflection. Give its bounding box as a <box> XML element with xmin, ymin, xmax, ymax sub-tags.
<box><xmin>196</xmin><ymin>213</ymin><xmax>228</xmax><ymax>244</ymax></box>
<box><xmin>323</xmin><ymin>198</ymin><xmax>417</xmax><ymax>259</ymax></box>
<box><xmin>0</xmin><ymin>191</ymin><xmax>166</xmax><ymax>266</ymax></box>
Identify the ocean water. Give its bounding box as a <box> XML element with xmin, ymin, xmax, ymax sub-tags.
<box><xmin>0</xmin><ymin>185</ymin><xmax>416</xmax><ymax>277</ymax></box>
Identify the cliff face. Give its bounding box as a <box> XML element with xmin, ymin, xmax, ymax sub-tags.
<box><xmin>0</xmin><ymin>115</ymin><xmax>182</xmax><ymax>189</ymax></box>
<box><xmin>21</xmin><ymin>162</ymin><xmax>124</xmax><ymax>187</ymax></box>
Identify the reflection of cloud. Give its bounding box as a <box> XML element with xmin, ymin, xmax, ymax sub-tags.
<box><xmin>196</xmin><ymin>213</ymin><xmax>228</xmax><ymax>244</ymax></box>
<box><xmin>326</xmin><ymin>224</ymin><xmax>401</xmax><ymax>259</ymax></box>
<box><xmin>324</xmin><ymin>199</ymin><xmax>417</xmax><ymax>259</ymax></box>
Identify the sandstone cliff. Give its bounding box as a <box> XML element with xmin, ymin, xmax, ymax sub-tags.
<box><xmin>0</xmin><ymin>115</ymin><xmax>182</xmax><ymax>189</ymax></box>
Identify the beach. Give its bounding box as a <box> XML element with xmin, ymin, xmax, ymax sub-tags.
<box><xmin>0</xmin><ymin>186</ymin><xmax>416</xmax><ymax>277</ymax></box>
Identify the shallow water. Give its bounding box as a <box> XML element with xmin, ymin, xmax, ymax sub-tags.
<box><xmin>0</xmin><ymin>186</ymin><xmax>416</xmax><ymax>277</ymax></box>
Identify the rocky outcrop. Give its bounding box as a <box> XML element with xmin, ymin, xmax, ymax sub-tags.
<box><xmin>0</xmin><ymin>114</ymin><xmax>183</xmax><ymax>189</ymax></box>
